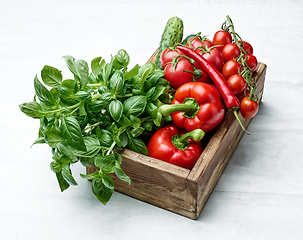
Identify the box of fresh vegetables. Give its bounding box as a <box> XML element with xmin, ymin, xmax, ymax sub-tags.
<box><xmin>19</xmin><ymin>15</ymin><xmax>266</xmax><ymax>220</ymax></box>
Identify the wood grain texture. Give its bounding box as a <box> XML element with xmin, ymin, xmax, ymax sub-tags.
<box><xmin>86</xmin><ymin>50</ymin><xmax>267</xmax><ymax>219</ymax></box>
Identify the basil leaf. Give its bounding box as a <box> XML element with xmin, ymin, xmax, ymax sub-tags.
<box><xmin>50</xmin><ymin>160</ymin><xmax>62</xmax><ymax>173</ymax></box>
<box><xmin>62</xmin><ymin>55</ymin><xmax>89</xmax><ymax>89</ymax></box>
<box><xmin>147</xmin><ymin>71</ymin><xmax>164</xmax><ymax>86</ymax></box>
<box><xmin>75</xmin><ymin>91</ymin><xmax>90</xmax><ymax>100</ymax></box>
<box><xmin>57</xmin><ymin>141</ymin><xmax>77</xmax><ymax>163</ymax></box>
<box><xmin>19</xmin><ymin>102</ymin><xmax>45</xmax><ymax>119</ymax></box>
<box><xmin>131</xmin><ymin>127</ymin><xmax>145</xmax><ymax>138</ymax></box>
<box><xmin>102</xmin><ymin>174</ymin><xmax>115</xmax><ymax>190</ymax></box>
<box><xmin>151</xmin><ymin>85</ymin><xmax>166</xmax><ymax>101</ymax></box>
<box><xmin>125</xmin><ymin>64</ymin><xmax>140</xmax><ymax>80</ymax></box>
<box><xmin>109</xmin><ymin>99</ymin><xmax>123</xmax><ymax>122</ymax></box>
<box><xmin>126</xmin><ymin>129</ymin><xmax>149</xmax><ymax>155</ymax></box>
<box><xmin>92</xmin><ymin>177</ymin><xmax>114</xmax><ymax>205</ymax></box>
<box><xmin>80</xmin><ymin>171</ymin><xmax>99</xmax><ymax>180</ymax></box>
<box><xmin>43</xmin><ymin>125</ymin><xmax>64</xmax><ymax>148</ymax></box>
<box><xmin>34</xmin><ymin>75</ymin><xmax>54</xmax><ymax>106</ymax></box>
<box><xmin>95</xmin><ymin>154</ymin><xmax>116</xmax><ymax>173</ymax></box>
<box><xmin>118</xmin><ymin>114</ymin><xmax>131</xmax><ymax>127</ymax></box>
<box><xmin>71</xmin><ymin>136</ymin><xmax>101</xmax><ymax>157</ymax></box>
<box><xmin>91</xmin><ymin>57</ymin><xmax>105</xmax><ymax>78</ymax></box>
<box><xmin>55</xmin><ymin>171</ymin><xmax>70</xmax><ymax>192</ymax></box>
<box><xmin>41</xmin><ymin>65</ymin><xmax>63</xmax><ymax>87</ymax></box>
<box><xmin>116</xmin><ymin>49</ymin><xmax>130</xmax><ymax>68</ymax></box>
<box><xmin>115</xmin><ymin>161</ymin><xmax>131</xmax><ymax>185</ymax></box>
<box><xmin>60</xmin><ymin>116</ymin><xmax>86</xmax><ymax>151</ymax></box>
<box><xmin>61</xmin><ymin>164</ymin><xmax>78</xmax><ymax>186</ymax></box>
<box><xmin>109</xmin><ymin>70</ymin><xmax>124</xmax><ymax>95</ymax></box>
<box><xmin>88</xmin><ymin>99</ymin><xmax>108</xmax><ymax>112</ymax></box>
<box><xmin>139</xmin><ymin>62</ymin><xmax>155</xmax><ymax>76</ymax></box>
<box><xmin>130</xmin><ymin>115</ymin><xmax>141</xmax><ymax>129</ymax></box>
<box><xmin>123</xmin><ymin>95</ymin><xmax>147</xmax><ymax>117</ymax></box>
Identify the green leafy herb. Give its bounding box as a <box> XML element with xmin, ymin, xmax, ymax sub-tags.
<box><xmin>19</xmin><ymin>49</ymin><xmax>172</xmax><ymax>205</ymax></box>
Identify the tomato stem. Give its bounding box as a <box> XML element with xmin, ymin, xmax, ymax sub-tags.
<box><xmin>233</xmin><ymin>110</ymin><xmax>250</xmax><ymax>135</ymax></box>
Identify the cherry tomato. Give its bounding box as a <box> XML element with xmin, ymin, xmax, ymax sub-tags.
<box><xmin>186</xmin><ymin>36</ymin><xmax>213</xmax><ymax>53</ymax></box>
<box><xmin>243</xmin><ymin>54</ymin><xmax>258</xmax><ymax>72</ymax></box>
<box><xmin>238</xmin><ymin>41</ymin><xmax>253</xmax><ymax>55</ymax></box>
<box><xmin>240</xmin><ymin>97</ymin><xmax>259</xmax><ymax>119</ymax></box>
<box><xmin>236</xmin><ymin>86</ymin><xmax>250</xmax><ymax>101</ymax></box>
<box><xmin>202</xmin><ymin>48</ymin><xmax>224</xmax><ymax>72</ymax></box>
<box><xmin>164</xmin><ymin>57</ymin><xmax>195</xmax><ymax>89</ymax></box>
<box><xmin>227</xmin><ymin>74</ymin><xmax>246</xmax><ymax>95</ymax></box>
<box><xmin>212</xmin><ymin>30</ymin><xmax>232</xmax><ymax>52</ymax></box>
<box><xmin>160</xmin><ymin>48</ymin><xmax>184</xmax><ymax>68</ymax></box>
<box><xmin>222</xmin><ymin>43</ymin><xmax>241</xmax><ymax>62</ymax></box>
<box><xmin>222</xmin><ymin>59</ymin><xmax>241</xmax><ymax>80</ymax></box>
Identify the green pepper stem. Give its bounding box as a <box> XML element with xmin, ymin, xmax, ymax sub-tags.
<box><xmin>179</xmin><ymin>129</ymin><xmax>205</xmax><ymax>142</ymax></box>
<box><xmin>159</xmin><ymin>98</ymin><xmax>199</xmax><ymax>118</ymax></box>
<box><xmin>172</xmin><ymin>129</ymin><xmax>205</xmax><ymax>151</ymax></box>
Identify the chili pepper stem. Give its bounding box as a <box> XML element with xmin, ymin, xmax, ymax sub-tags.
<box><xmin>233</xmin><ymin>110</ymin><xmax>250</xmax><ymax>135</ymax></box>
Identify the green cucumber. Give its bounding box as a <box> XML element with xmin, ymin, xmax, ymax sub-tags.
<box><xmin>155</xmin><ymin>17</ymin><xmax>184</xmax><ymax>70</ymax></box>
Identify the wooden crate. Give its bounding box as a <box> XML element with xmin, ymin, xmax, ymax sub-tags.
<box><xmin>86</xmin><ymin>50</ymin><xmax>267</xmax><ymax>220</ymax></box>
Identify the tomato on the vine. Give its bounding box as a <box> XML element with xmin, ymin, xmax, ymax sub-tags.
<box><xmin>212</xmin><ymin>30</ymin><xmax>232</xmax><ymax>52</ymax></box>
<box><xmin>236</xmin><ymin>86</ymin><xmax>250</xmax><ymax>101</ymax></box>
<box><xmin>240</xmin><ymin>97</ymin><xmax>259</xmax><ymax>119</ymax></box>
<box><xmin>227</xmin><ymin>74</ymin><xmax>246</xmax><ymax>95</ymax></box>
<box><xmin>238</xmin><ymin>40</ymin><xmax>253</xmax><ymax>55</ymax></box>
<box><xmin>202</xmin><ymin>48</ymin><xmax>224</xmax><ymax>72</ymax></box>
<box><xmin>222</xmin><ymin>43</ymin><xmax>241</xmax><ymax>62</ymax></box>
<box><xmin>160</xmin><ymin>48</ymin><xmax>184</xmax><ymax>68</ymax></box>
<box><xmin>186</xmin><ymin>36</ymin><xmax>213</xmax><ymax>54</ymax></box>
<box><xmin>243</xmin><ymin>54</ymin><xmax>258</xmax><ymax>72</ymax></box>
<box><xmin>222</xmin><ymin>59</ymin><xmax>241</xmax><ymax>80</ymax></box>
<box><xmin>164</xmin><ymin>57</ymin><xmax>195</xmax><ymax>89</ymax></box>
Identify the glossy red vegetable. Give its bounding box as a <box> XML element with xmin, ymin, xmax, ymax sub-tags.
<box><xmin>147</xmin><ymin>124</ymin><xmax>204</xmax><ymax>170</ymax></box>
<box><xmin>159</xmin><ymin>81</ymin><xmax>225</xmax><ymax>132</ymax></box>
<box><xmin>212</xmin><ymin>30</ymin><xmax>232</xmax><ymax>52</ymax></box>
<box><xmin>240</xmin><ymin>97</ymin><xmax>259</xmax><ymax>119</ymax></box>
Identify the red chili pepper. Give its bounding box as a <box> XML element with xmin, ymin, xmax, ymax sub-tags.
<box><xmin>147</xmin><ymin>124</ymin><xmax>204</xmax><ymax>170</ymax></box>
<box><xmin>176</xmin><ymin>45</ymin><xmax>240</xmax><ymax>110</ymax></box>
<box><xmin>176</xmin><ymin>45</ymin><xmax>250</xmax><ymax>134</ymax></box>
<box><xmin>159</xmin><ymin>82</ymin><xmax>225</xmax><ymax>133</ymax></box>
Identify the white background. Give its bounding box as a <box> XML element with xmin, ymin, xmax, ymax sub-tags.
<box><xmin>1</xmin><ymin>0</ymin><xmax>303</xmax><ymax>239</ymax></box>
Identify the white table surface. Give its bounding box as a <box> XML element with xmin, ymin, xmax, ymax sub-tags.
<box><xmin>1</xmin><ymin>0</ymin><xmax>303</xmax><ymax>239</ymax></box>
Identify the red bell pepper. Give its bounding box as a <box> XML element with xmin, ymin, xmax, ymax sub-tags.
<box><xmin>147</xmin><ymin>124</ymin><xmax>204</xmax><ymax>170</ymax></box>
<box><xmin>176</xmin><ymin>45</ymin><xmax>250</xmax><ymax>135</ymax></box>
<box><xmin>159</xmin><ymin>81</ymin><xmax>225</xmax><ymax>133</ymax></box>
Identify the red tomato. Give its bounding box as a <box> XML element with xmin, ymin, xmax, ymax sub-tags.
<box><xmin>222</xmin><ymin>59</ymin><xmax>241</xmax><ymax>80</ymax></box>
<box><xmin>222</xmin><ymin>43</ymin><xmax>241</xmax><ymax>62</ymax></box>
<box><xmin>202</xmin><ymin>48</ymin><xmax>224</xmax><ymax>72</ymax></box>
<box><xmin>186</xmin><ymin>36</ymin><xmax>213</xmax><ymax>53</ymax></box>
<box><xmin>243</xmin><ymin>54</ymin><xmax>258</xmax><ymax>72</ymax></box>
<box><xmin>238</xmin><ymin>41</ymin><xmax>253</xmax><ymax>55</ymax></box>
<box><xmin>236</xmin><ymin>86</ymin><xmax>250</xmax><ymax>101</ymax></box>
<box><xmin>164</xmin><ymin>57</ymin><xmax>195</xmax><ymax>89</ymax></box>
<box><xmin>160</xmin><ymin>48</ymin><xmax>184</xmax><ymax>68</ymax></box>
<box><xmin>240</xmin><ymin>97</ymin><xmax>259</xmax><ymax>119</ymax></box>
<box><xmin>227</xmin><ymin>74</ymin><xmax>246</xmax><ymax>95</ymax></box>
<box><xmin>212</xmin><ymin>30</ymin><xmax>232</xmax><ymax>52</ymax></box>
